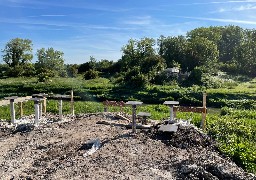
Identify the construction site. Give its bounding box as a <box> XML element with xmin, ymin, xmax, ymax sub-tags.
<box><xmin>0</xmin><ymin>94</ymin><xmax>255</xmax><ymax>179</ymax></box>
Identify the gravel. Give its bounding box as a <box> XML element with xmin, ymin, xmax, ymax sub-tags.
<box><xmin>0</xmin><ymin>113</ymin><xmax>255</xmax><ymax>180</ymax></box>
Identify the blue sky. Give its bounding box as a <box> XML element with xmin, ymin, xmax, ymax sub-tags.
<box><xmin>1</xmin><ymin>0</ymin><xmax>256</xmax><ymax>64</ymax></box>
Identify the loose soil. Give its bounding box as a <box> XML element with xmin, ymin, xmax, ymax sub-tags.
<box><xmin>0</xmin><ymin>113</ymin><xmax>255</xmax><ymax>180</ymax></box>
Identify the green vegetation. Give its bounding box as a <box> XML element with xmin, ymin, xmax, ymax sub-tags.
<box><xmin>176</xmin><ymin>109</ymin><xmax>256</xmax><ymax>174</ymax></box>
<box><xmin>207</xmin><ymin>110</ymin><xmax>256</xmax><ymax>173</ymax></box>
<box><xmin>36</xmin><ymin>47</ymin><xmax>67</xmax><ymax>81</ymax></box>
<box><xmin>1</xmin><ymin>38</ymin><xmax>34</xmax><ymax>77</ymax></box>
<box><xmin>0</xmin><ymin>76</ymin><xmax>255</xmax><ymax>107</ymax></box>
<box><xmin>1</xmin><ymin>25</ymin><xmax>256</xmax><ymax>174</ymax></box>
<box><xmin>1</xmin><ymin>25</ymin><xmax>256</xmax><ymax>87</ymax></box>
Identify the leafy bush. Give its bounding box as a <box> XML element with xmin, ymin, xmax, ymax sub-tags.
<box><xmin>184</xmin><ymin>67</ymin><xmax>203</xmax><ymax>86</ymax></box>
<box><xmin>84</xmin><ymin>69</ymin><xmax>99</xmax><ymax>80</ymax></box>
<box><xmin>37</xmin><ymin>71</ymin><xmax>54</xmax><ymax>82</ymax></box>
<box><xmin>122</xmin><ymin>67</ymin><xmax>147</xmax><ymax>88</ymax></box>
<box><xmin>207</xmin><ymin>113</ymin><xmax>256</xmax><ymax>173</ymax></box>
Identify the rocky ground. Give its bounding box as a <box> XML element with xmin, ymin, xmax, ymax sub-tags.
<box><xmin>0</xmin><ymin>113</ymin><xmax>255</xmax><ymax>180</ymax></box>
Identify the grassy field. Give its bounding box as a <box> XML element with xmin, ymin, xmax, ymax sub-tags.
<box><xmin>0</xmin><ymin>76</ymin><xmax>255</xmax><ymax>109</ymax></box>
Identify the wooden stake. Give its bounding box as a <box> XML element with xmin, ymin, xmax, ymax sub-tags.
<box><xmin>173</xmin><ymin>108</ymin><xmax>177</xmax><ymax>118</ymax></box>
<box><xmin>43</xmin><ymin>98</ymin><xmax>47</xmax><ymax>114</ymax></box>
<box><xmin>71</xmin><ymin>89</ymin><xmax>74</xmax><ymax>116</ymax></box>
<box><xmin>19</xmin><ymin>102</ymin><xmax>23</xmax><ymax>117</ymax></box>
<box><xmin>201</xmin><ymin>93</ymin><xmax>207</xmax><ymax>131</ymax></box>
<box><xmin>132</xmin><ymin>105</ymin><xmax>137</xmax><ymax>133</ymax></box>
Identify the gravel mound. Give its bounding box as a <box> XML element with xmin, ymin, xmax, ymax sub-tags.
<box><xmin>0</xmin><ymin>113</ymin><xmax>255</xmax><ymax>179</ymax></box>
<box><xmin>149</xmin><ymin>124</ymin><xmax>216</xmax><ymax>149</ymax></box>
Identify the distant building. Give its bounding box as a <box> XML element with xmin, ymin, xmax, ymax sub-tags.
<box><xmin>166</xmin><ymin>67</ymin><xmax>180</xmax><ymax>74</ymax></box>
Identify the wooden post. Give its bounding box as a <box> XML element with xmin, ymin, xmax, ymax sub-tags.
<box><xmin>119</xmin><ymin>101</ymin><xmax>125</xmax><ymax>113</ymax></box>
<box><xmin>53</xmin><ymin>94</ymin><xmax>70</xmax><ymax>120</ymax></box>
<box><xmin>173</xmin><ymin>107</ymin><xmax>177</xmax><ymax>118</ymax></box>
<box><xmin>104</xmin><ymin>106</ymin><xmax>107</xmax><ymax>112</ymax></box>
<box><xmin>103</xmin><ymin>101</ymin><xmax>108</xmax><ymax>112</ymax></box>
<box><xmin>43</xmin><ymin>97</ymin><xmax>47</xmax><ymax>114</ymax></box>
<box><xmin>71</xmin><ymin>89</ymin><xmax>74</xmax><ymax>116</ymax></box>
<box><xmin>132</xmin><ymin>105</ymin><xmax>137</xmax><ymax>133</ymax></box>
<box><xmin>19</xmin><ymin>102</ymin><xmax>23</xmax><ymax>117</ymax></box>
<box><xmin>201</xmin><ymin>93</ymin><xmax>207</xmax><ymax>131</ymax></box>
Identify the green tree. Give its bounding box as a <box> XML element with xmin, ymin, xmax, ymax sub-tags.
<box><xmin>66</xmin><ymin>64</ymin><xmax>79</xmax><ymax>77</ymax></box>
<box><xmin>35</xmin><ymin>48</ymin><xmax>66</xmax><ymax>78</ymax></box>
<box><xmin>84</xmin><ymin>69</ymin><xmax>99</xmax><ymax>80</ymax></box>
<box><xmin>78</xmin><ymin>62</ymin><xmax>91</xmax><ymax>74</ymax></box>
<box><xmin>78</xmin><ymin>56</ymin><xmax>98</xmax><ymax>74</ymax></box>
<box><xmin>1</xmin><ymin>38</ymin><xmax>33</xmax><ymax>77</ymax></box>
<box><xmin>219</xmin><ymin>25</ymin><xmax>244</xmax><ymax>63</ymax></box>
<box><xmin>120</xmin><ymin>38</ymin><xmax>166</xmax><ymax>87</ymax></box>
<box><xmin>122</xmin><ymin>66</ymin><xmax>147</xmax><ymax>88</ymax></box>
<box><xmin>96</xmin><ymin>59</ymin><xmax>114</xmax><ymax>77</ymax></box>
<box><xmin>121</xmin><ymin>38</ymin><xmax>156</xmax><ymax>69</ymax></box>
<box><xmin>158</xmin><ymin>35</ymin><xmax>188</xmax><ymax>69</ymax></box>
<box><xmin>0</xmin><ymin>63</ymin><xmax>10</xmax><ymax>78</ymax></box>
<box><xmin>141</xmin><ymin>55</ymin><xmax>166</xmax><ymax>82</ymax></box>
<box><xmin>233</xmin><ymin>29</ymin><xmax>256</xmax><ymax>77</ymax></box>
<box><xmin>88</xmin><ymin>56</ymin><xmax>97</xmax><ymax>70</ymax></box>
<box><xmin>187</xmin><ymin>26</ymin><xmax>222</xmax><ymax>45</ymax></box>
<box><xmin>187</xmin><ymin>37</ymin><xmax>219</xmax><ymax>73</ymax></box>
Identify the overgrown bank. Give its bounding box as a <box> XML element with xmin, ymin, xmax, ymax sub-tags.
<box><xmin>0</xmin><ymin>77</ymin><xmax>255</xmax><ymax>109</ymax></box>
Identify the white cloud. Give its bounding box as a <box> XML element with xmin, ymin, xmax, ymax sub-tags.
<box><xmin>123</xmin><ymin>16</ymin><xmax>152</xmax><ymax>25</ymax></box>
<box><xmin>177</xmin><ymin>16</ymin><xmax>256</xmax><ymax>25</ymax></box>
<box><xmin>216</xmin><ymin>4</ymin><xmax>256</xmax><ymax>12</ymax></box>
<box><xmin>81</xmin><ymin>25</ymin><xmax>136</xmax><ymax>31</ymax></box>
<box><xmin>179</xmin><ymin>0</ymin><xmax>256</xmax><ymax>5</ymax></box>
<box><xmin>0</xmin><ymin>0</ymin><xmax>132</xmax><ymax>12</ymax></box>
<box><xmin>218</xmin><ymin>8</ymin><xmax>226</xmax><ymax>12</ymax></box>
<box><xmin>236</xmin><ymin>4</ymin><xmax>256</xmax><ymax>10</ymax></box>
<box><xmin>0</xmin><ymin>17</ymin><xmax>70</xmax><ymax>27</ymax></box>
<box><xmin>31</xmin><ymin>31</ymin><xmax>134</xmax><ymax>63</ymax></box>
<box><xmin>40</xmin><ymin>14</ymin><xmax>67</xmax><ymax>17</ymax></box>
<box><xmin>0</xmin><ymin>16</ymin><xmax>138</xmax><ymax>32</ymax></box>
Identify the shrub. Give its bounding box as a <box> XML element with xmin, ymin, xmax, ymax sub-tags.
<box><xmin>122</xmin><ymin>67</ymin><xmax>147</xmax><ymax>88</ymax></box>
<box><xmin>84</xmin><ymin>69</ymin><xmax>99</xmax><ymax>80</ymax></box>
<box><xmin>37</xmin><ymin>71</ymin><xmax>54</xmax><ymax>82</ymax></box>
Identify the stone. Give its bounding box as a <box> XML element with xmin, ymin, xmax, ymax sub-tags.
<box><xmin>158</xmin><ymin>124</ymin><xmax>178</xmax><ymax>132</ymax></box>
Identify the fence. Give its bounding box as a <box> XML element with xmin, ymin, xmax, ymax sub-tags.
<box><xmin>173</xmin><ymin>93</ymin><xmax>207</xmax><ymax>130</ymax></box>
<box><xmin>0</xmin><ymin>91</ymin><xmax>207</xmax><ymax>130</ymax></box>
<box><xmin>0</xmin><ymin>90</ymin><xmax>75</xmax><ymax>125</ymax></box>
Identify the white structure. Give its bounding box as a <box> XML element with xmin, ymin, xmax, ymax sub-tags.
<box><xmin>167</xmin><ymin>67</ymin><xmax>180</xmax><ymax>73</ymax></box>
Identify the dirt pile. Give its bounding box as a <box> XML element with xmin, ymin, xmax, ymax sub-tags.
<box><xmin>0</xmin><ymin>113</ymin><xmax>255</xmax><ymax>179</ymax></box>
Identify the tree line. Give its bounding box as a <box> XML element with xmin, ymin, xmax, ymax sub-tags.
<box><xmin>0</xmin><ymin>38</ymin><xmax>67</xmax><ymax>81</ymax></box>
<box><xmin>1</xmin><ymin>25</ymin><xmax>255</xmax><ymax>87</ymax></box>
